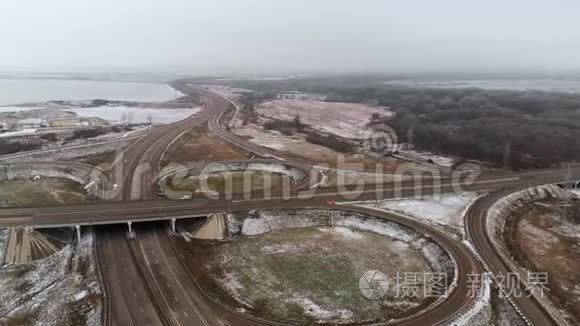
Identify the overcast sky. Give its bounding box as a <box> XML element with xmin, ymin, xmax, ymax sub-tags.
<box><xmin>1</xmin><ymin>0</ymin><xmax>579</xmax><ymax>74</ymax></box>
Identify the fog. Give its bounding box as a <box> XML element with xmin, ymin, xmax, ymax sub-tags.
<box><xmin>1</xmin><ymin>0</ymin><xmax>579</xmax><ymax>74</ymax></box>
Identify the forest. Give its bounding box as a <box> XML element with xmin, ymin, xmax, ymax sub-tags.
<box><xmin>220</xmin><ymin>76</ymin><xmax>580</xmax><ymax>169</ymax></box>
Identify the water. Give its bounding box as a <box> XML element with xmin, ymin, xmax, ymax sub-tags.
<box><xmin>383</xmin><ymin>79</ymin><xmax>580</xmax><ymax>93</ymax></box>
<box><xmin>0</xmin><ymin>78</ymin><xmax>182</xmax><ymax>106</ymax></box>
<box><xmin>67</xmin><ymin>106</ymin><xmax>200</xmax><ymax>124</ymax></box>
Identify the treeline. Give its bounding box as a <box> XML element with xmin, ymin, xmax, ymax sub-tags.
<box><xmin>371</xmin><ymin>88</ymin><xmax>580</xmax><ymax>169</ymax></box>
<box><xmin>66</xmin><ymin>125</ymin><xmax>131</xmax><ymax>142</ymax></box>
<box><xmin>304</xmin><ymin>133</ymin><xmax>354</xmax><ymax>153</ymax></box>
<box><xmin>0</xmin><ymin>140</ymin><xmax>42</xmax><ymax>156</ymax></box>
<box><xmin>224</xmin><ymin>77</ymin><xmax>580</xmax><ymax>169</ymax></box>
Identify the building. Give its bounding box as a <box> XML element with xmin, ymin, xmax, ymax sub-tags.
<box><xmin>17</xmin><ymin>118</ymin><xmax>43</xmax><ymax>129</ymax></box>
<box><xmin>48</xmin><ymin>118</ymin><xmax>81</xmax><ymax>127</ymax></box>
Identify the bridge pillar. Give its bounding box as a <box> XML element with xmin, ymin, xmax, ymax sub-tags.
<box><xmin>127</xmin><ymin>221</ymin><xmax>134</xmax><ymax>239</ymax></box>
<box><xmin>75</xmin><ymin>225</ymin><xmax>81</xmax><ymax>243</ymax></box>
<box><xmin>170</xmin><ymin>218</ymin><xmax>176</xmax><ymax>233</ymax></box>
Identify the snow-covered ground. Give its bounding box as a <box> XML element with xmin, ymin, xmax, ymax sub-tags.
<box><xmin>221</xmin><ymin>209</ymin><xmax>457</xmax><ymax>324</ymax></box>
<box><xmin>198</xmin><ymin>84</ymin><xmax>252</xmax><ymax>100</ymax></box>
<box><xmin>0</xmin><ymin>137</ymin><xmax>134</xmax><ymax>164</ymax></box>
<box><xmin>0</xmin><ymin>228</ymin><xmax>7</xmax><ymax>265</ymax></box>
<box><xmin>256</xmin><ymin>100</ymin><xmax>390</xmax><ymax>139</ymax></box>
<box><xmin>333</xmin><ymin>212</ymin><xmax>416</xmax><ymax>242</ymax></box>
<box><xmin>238</xmin><ymin>209</ymin><xmax>328</xmax><ymax>236</ymax></box>
<box><xmin>0</xmin><ymin>106</ymin><xmax>40</xmax><ymax>113</ymax></box>
<box><xmin>0</xmin><ymin>231</ymin><xmax>102</xmax><ymax>325</ymax></box>
<box><xmin>395</xmin><ymin>148</ymin><xmax>457</xmax><ymax>168</ymax></box>
<box><xmin>0</xmin><ymin>245</ymin><xmax>73</xmax><ymax>314</ymax></box>
<box><xmin>0</xmin><ymin>129</ymin><xmax>37</xmax><ymax>138</ymax></box>
<box><xmin>234</xmin><ymin>209</ymin><xmax>456</xmax><ymax>278</ymax></box>
<box><xmin>354</xmin><ymin>192</ymin><xmax>480</xmax><ymax>230</ymax></box>
<box><xmin>195</xmin><ymin>161</ymin><xmax>305</xmax><ymax>183</ymax></box>
<box><xmin>67</xmin><ymin>106</ymin><xmax>200</xmax><ymax>124</ymax></box>
<box><xmin>288</xmin><ymin>295</ymin><xmax>354</xmax><ymax>321</ymax></box>
<box><xmin>450</xmin><ymin>273</ymin><xmax>492</xmax><ymax>326</ymax></box>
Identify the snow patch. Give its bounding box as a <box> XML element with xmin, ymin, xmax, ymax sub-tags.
<box><xmin>357</xmin><ymin>193</ymin><xmax>479</xmax><ymax>229</ymax></box>
<box><xmin>0</xmin><ymin>106</ymin><xmax>40</xmax><ymax>113</ymax></box>
<box><xmin>241</xmin><ymin>218</ymin><xmax>271</xmax><ymax>236</ymax></box>
<box><xmin>334</xmin><ymin>212</ymin><xmax>415</xmax><ymax>242</ymax></box>
<box><xmin>74</xmin><ymin>290</ymin><xmax>88</xmax><ymax>301</ymax></box>
<box><xmin>0</xmin><ymin>129</ymin><xmax>37</xmax><ymax>138</ymax></box>
<box><xmin>288</xmin><ymin>295</ymin><xmax>354</xmax><ymax>322</ymax></box>
<box><xmin>221</xmin><ymin>272</ymin><xmax>254</xmax><ymax>308</ymax></box>
<box><xmin>257</xmin><ymin>100</ymin><xmax>389</xmax><ymax>139</ymax></box>
<box><xmin>67</xmin><ymin>106</ymin><xmax>200</xmax><ymax>124</ymax></box>
<box><xmin>237</xmin><ymin>209</ymin><xmax>328</xmax><ymax>236</ymax></box>
<box><xmin>0</xmin><ymin>229</ymin><xmax>8</xmax><ymax>266</ymax></box>
<box><xmin>450</xmin><ymin>273</ymin><xmax>492</xmax><ymax>325</ymax></box>
<box><xmin>261</xmin><ymin>243</ymin><xmax>304</xmax><ymax>254</ymax></box>
<box><xmin>396</xmin><ymin>148</ymin><xmax>457</xmax><ymax>168</ymax></box>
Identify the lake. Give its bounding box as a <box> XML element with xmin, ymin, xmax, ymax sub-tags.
<box><xmin>0</xmin><ymin>78</ymin><xmax>183</xmax><ymax>106</ymax></box>
<box><xmin>383</xmin><ymin>79</ymin><xmax>580</xmax><ymax>93</ymax></box>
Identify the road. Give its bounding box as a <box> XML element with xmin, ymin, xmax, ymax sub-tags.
<box><xmin>465</xmin><ymin>187</ymin><xmax>558</xmax><ymax>326</ymax></box>
<box><xmin>1</xmin><ymin>80</ymin><xmax>570</xmax><ymax>325</ymax></box>
<box><xmin>95</xmin><ymin>226</ymin><xmax>167</xmax><ymax>326</ymax></box>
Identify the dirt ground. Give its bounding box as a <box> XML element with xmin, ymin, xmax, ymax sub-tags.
<box><xmin>506</xmin><ymin>199</ymin><xmax>580</xmax><ymax>323</ymax></box>
<box><xmin>256</xmin><ymin>100</ymin><xmax>390</xmax><ymax>139</ymax></box>
<box><xmin>77</xmin><ymin>150</ymin><xmax>118</xmax><ymax>167</ymax></box>
<box><xmin>234</xmin><ymin>126</ymin><xmax>429</xmax><ymax>173</ymax></box>
<box><xmin>0</xmin><ymin>178</ymin><xmax>87</xmax><ymax>207</ymax></box>
<box><xmin>0</xmin><ymin>232</ymin><xmax>102</xmax><ymax>326</ymax></box>
<box><xmin>162</xmin><ymin>126</ymin><xmax>245</xmax><ymax>166</ymax></box>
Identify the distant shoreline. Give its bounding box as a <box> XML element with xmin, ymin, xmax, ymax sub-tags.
<box><xmin>0</xmin><ymin>78</ymin><xmax>181</xmax><ymax>106</ymax></box>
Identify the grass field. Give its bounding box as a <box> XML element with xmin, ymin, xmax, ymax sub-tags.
<box><xmin>204</xmin><ymin>226</ymin><xmax>434</xmax><ymax>324</ymax></box>
<box><xmin>0</xmin><ymin>178</ymin><xmax>86</xmax><ymax>207</ymax></box>
<box><xmin>167</xmin><ymin>170</ymin><xmax>290</xmax><ymax>194</ymax></box>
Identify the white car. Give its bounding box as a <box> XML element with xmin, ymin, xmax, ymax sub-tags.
<box><xmin>180</xmin><ymin>195</ymin><xmax>191</xmax><ymax>200</ymax></box>
<box><xmin>112</xmin><ymin>184</ymin><xmax>119</xmax><ymax>191</ymax></box>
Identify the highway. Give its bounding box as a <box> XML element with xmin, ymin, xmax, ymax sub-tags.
<box><xmin>465</xmin><ymin>187</ymin><xmax>558</xmax><ymax>326</ymax></box>
<box><xmin>93</xmin><ymin>82</ymin><xmax>224</xmax><ymax>326</ymax></box>
<box><xmin>95</xmin><ymin>226</ymin><xmax>167</xmax><ymax>326</ymax></box>
<box><xmin>1</xmin><ymin>79</ymin><xmax>572</xmax><ymax>325</ymax></box>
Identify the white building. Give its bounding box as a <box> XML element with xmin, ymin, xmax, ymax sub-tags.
<box><xmin>17</xmin><ymin>118</ymin><xmax>43</xmax><ymax>129</ymax></box>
